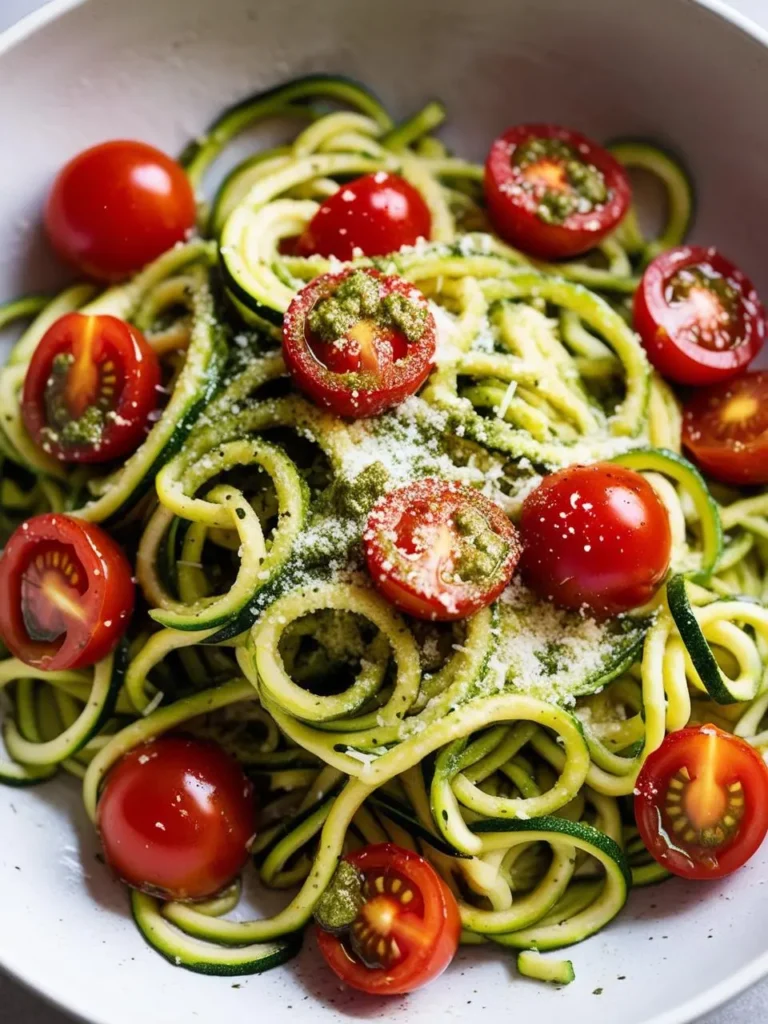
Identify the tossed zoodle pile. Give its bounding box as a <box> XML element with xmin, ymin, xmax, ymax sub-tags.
<box><xmin>2</xmin><ymin>76</ymin><xmax>768</xmax><ymax>992</ymax></box>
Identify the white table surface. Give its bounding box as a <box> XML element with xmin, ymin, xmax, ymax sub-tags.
<box><xmin>3</xmin><ymin>0</ymin><xmax>768</xmax><ymax>1020</ymax></box>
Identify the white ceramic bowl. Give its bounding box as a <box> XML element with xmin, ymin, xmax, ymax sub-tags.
<box><xmin>2</xmin><ymin>1</ymin><xmax>768</xmax><ymax>1022</ymax></box>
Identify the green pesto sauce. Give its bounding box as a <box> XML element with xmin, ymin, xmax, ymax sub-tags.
<box><xmin>451</xmin><ymin>505</ymin><xmax>509</xmax><ymax>584</ymax></box>
<box><xmin>322</xmin><ymin>461</ymin><xmax>390</xmax><ymax>521</ymax></box>
<box><xmin>514</xmin><ymin>137</ymin><xmax>608</xmax><ymax>226</ymax></box>
<box><xmin>666</xmin><ymin>264</ymin><xmax>741</xmax><ymax>352</ymax></box>
<box><xmin>43</xmin><ymin>353</ymin><xmax>107</xmax><ymax>448</ymax></box>
<box><xmin>308</xmin><ymin>270</ymin><xmax>427</xmax><ymax>343</ymax></box>
<box><xmin>314</xmin><ymin>860</ymin><xmax>364</xmax><ymax>934</ymax></box>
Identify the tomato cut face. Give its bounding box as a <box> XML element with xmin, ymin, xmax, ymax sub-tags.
<box><xmin>282</xmin><ymin>269</ymin><xmax>436</xmax><ymax>418</ymax></box>
<box><xmin>45</xmin><ymin>140</ymin><xmax>197</xmax><ymax>281</ymax></box>
<box><xmin>0</xmin><ymin>514</ymin><xmax>134</xmax><ymax>670</ymax></box>
<box><xmin>634</xmin><ymin>725</ymin><xmax>768</xmax><ymax>880</ymax></box>
<box><xmin>519</xmin><ymin>463</ymin><xmax>672</xmax><ymax>618</ymax></box>
<box><xmin>634</xmin><ymin>246</ymin><xmax>765</xmax><ymax>385</ymax></box>
<box><xmin>97</xmin><ymin>736</ymin><xmax>256</xmax><ymax>901</ymax></box>
<box><xmin>364</xmin><ymin>479</ymin><xmax>521</xmax><ymax>620</ymax></box>
<box><xmin>315</xmin><ymin>843</ymin><xmax>460</xmax><ymax>995</ymax></box>
<box><xmin>484</xmin><ymin>124</ymin><xmax>631</xmax><ymax>259</ymax></box>
<box><xmin>297</xmin><ymin>172</ymin><xmax>432</xmax><ymax>260</ymax></box>
<box><xmin>21</xmin><ymin>313</ymin><xmax>161</xmax><ymax>463</ymax></box>
<box><xmin>682</xmin><ymin>371</ymin><xmax>768</xmax><ymax>486</ymax></box>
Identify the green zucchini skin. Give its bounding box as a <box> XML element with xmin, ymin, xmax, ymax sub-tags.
<box><xmin>2</xmin><ymin>78</ymin><xmax>755</xmax><ymax>986</ymax></box>
<box><xmin>608</xmin><ymin>139</ymin><xmax>696</xmax><ymax>258</ymax></box>
<box><xmin>131</xmin><ymin>891</ymin><xmax>303</xmax><ymax>976</ymax></box>
<box><xmin>666</xmin><ymin>574</ymin><xmax>738</xmax><ymax>703</ymax></box>
<box><xmin>611</xmin><ymin>447</ymin><xmax>723</xmax><ymax>579</ymax></box>
<box><xmin>220</xmin><ymin>254</ymin><xmax>286</xmax><ymax>327</ymax></box>
<box><xmin>0</xmin><ymin>644</ymin><xmax>127</xmax><ymax>783</ymax></box>
<box><xmin>180</xmin><ymin>75</ymin><xmax>394</xmax><ymax>187</ymax></box>
<box><xmin>517</xmin><ymin>949</ymin><xmax>575</xmax><ymax>985</ymax></box>
<box><xmin>368</xmin><ymin>791</ymin><xmax>471</xmax><ymax>858</ymax></box>
<box><xmin>472</xmin><ymin>816</ymin><xmax>631</xmax><ymax>950</ymax></box>
<box><xmin>0</xmin><ymin>734</ymin><xmax>58</xmax><ymax>787</ymax></box>
<box><xmin>253</xmin><ymin>784</ymin><xmax>345</xmax><ymax>865</ymax></box>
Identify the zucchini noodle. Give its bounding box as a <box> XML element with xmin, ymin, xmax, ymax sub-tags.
<box><xmin>1</xmin><ymin>74</ymin><xmax>766</xmax><ymax>982</ymax></box>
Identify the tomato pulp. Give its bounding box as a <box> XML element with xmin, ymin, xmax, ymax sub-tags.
<box><xmin>682</xmin><ymin>371</ymin><xmax>768</xmax><ymax>486</ymax></box>
<box><xmin>282</xmin><ymin>268</ymin><xmax>435</xmax><ymax>418</ymax></box>
<box><xmin>0</xmin><ymin>514</ymin><xmax>134</xmax><ymax>670</ymax></box>
<box><xmin>635</xmin><ymin>725</ymin><xmax>768</xmax><ymax>880</ymax></box>
<box><xmin>22</xmin><ymin>312</ymin><xmax>161</xmax><ymax>463</ymax></box>
<box><xmin>634</xmin><ymin>246</ymin><xmax>765</xmax><ymax>386</ymax></box>
<box><xmin>484</xmin><ymin>124</ymin><xmax>630</xmax><ymax>259</ymax></box>
<box><xmin>365</xmin><ymin>478</ymin><xmax>521</xmax><ymax>620</ymax></box>
<box><xmin>315</xmin><ymin>843</ymin><xmax>460</xmax><ymax>994</ymax></box>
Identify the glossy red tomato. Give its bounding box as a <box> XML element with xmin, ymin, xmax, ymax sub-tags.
<box><xmin>365</xmin><ymin>479</ymin><xmax>521</xmax><ymax>620</ymax></box>
<box><xmin>635</xmin><ymin>725</ymin><xmax>768</xmax><ymax>880</ymax></box>
<box><xmin>484</xmin><ymin>124</ymin><xmax>631</xmax><ymax>259</ymax></box>
<box><xmin>97</xmin><ymin>736</ymin><xmax>256</xmax><ymax>901</ymax></box>
<box><xmin>297</xmin><ymin>173</ymin><xmax>431</xmax><ymax>260</ymax></box>
<box><xmin>316</xmin><ymin>844</ymin><xmax>460</xmax><ymax>995</ymax></box>
<box><xmin>519</xmin><ymin>463</ymin><xmax>672</xmax><ymax>618</ymax></box>
<box><xmin>0</xmin><ymin>514</ymin><xmax>134</xmax><ymax>670</ymax></box>
<box><xmin>45</xmin><ymin>140</ymin><xmax>197</xmax><ymax>281</ymax></box>
<box><xmin>282</xmin><ymin>268</ymin><xmax>435</xmax><ymax>418</ymax></box>
<box><xmin>634</xmin><ymin>246</ymin><xmax>765</xmax><ymax>385</ymax></box>
<box><xmin>21</xmin><ymin>312</ymin><xmax>161</xmax><ymax>463</ymax></box>
<box><xmin>682</xmin><ymin>371</ymin><xmax>768</xmax><ymax>486</ymax></box>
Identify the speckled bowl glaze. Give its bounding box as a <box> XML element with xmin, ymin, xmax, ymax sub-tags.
<box><xmin>1</xmin><ymin>1</ymin><xmax>768</xmax><ymax>1022</ymax></box>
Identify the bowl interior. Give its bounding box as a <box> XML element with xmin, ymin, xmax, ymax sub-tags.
<box><xmin>1</xmin><ymin>1</ymin><xmax>768</xmax><ymax>1022</ymax></box>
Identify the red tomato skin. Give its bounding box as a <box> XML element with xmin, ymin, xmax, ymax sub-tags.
<box><xmin>365</xmin><ymin>479</ymin><xmax>521</xmax><ymax>621</ymax></box>
<box><xmin>634</xmin><ymin>725</ymin><xmax>768</xmax><ymax>880</ymax></box>
<box><xmin>282</xmin><ymin>269</ymin><xmax>436</xmax><ymax>419</ymax></box>
<box><xmin>484</xmin><ymin>124</ymin><xmax>630</xmax><ymax>259</ymax></box>
<box><xmin>682</xmin><ymin>371</ymin><xmax>768</xmax><ymax>486</ymax></box>
<box><xmin>45</xmin><ymin>140</ymin><xmax>196</xmax><ymax>281</ymax></box>
<box><xmin>634</xmin><ymin>246</ymin><xmax>765</xmax><ymax>386</ymax></box>
<box><xmin>21</xmin><ymin>312</ymin><xmax>161</xmax><ymax>463</ymax></box>
<box><xmin>316</xmin><ymin>843</ymin><xmax>460</xmax><ymax>995</ymax></box>
<box><xmin>519</xmin><ymin>463</ymin><xmax>672</xmax><ymax>618</ymax></box>
<box><xmin>97</xmin><ymin>737</ymin><xmax>256</xmax><ymax>901</ymax></box>
<box><xmin>297</xmin><ymin>173</ymin><xmax>432</xmax><ymax>259</ymax></box>
<box><xmin>0</xmin><ymin>513</ymin><xmax>134</xmax><ymax>670</ymax></box>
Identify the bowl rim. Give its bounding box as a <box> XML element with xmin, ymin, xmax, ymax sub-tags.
<box><xmin>1</xmin><ymin>0</ymin><xmax>768</xmax><ymax>1022</ymax></box>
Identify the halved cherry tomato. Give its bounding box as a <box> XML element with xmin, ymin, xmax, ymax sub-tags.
<box><xmin>297</xmin><ymin>173</ymin><xmax>431</xmax><ymax>260</ymax></box>
<box><xmin>97</xmin><ymin>736</ymin><xmax>256</xmax><ymax>901</ymax></box>
<box><xmin>484</xmin><ymin>124</ymin><xmax>630</xmax><ymax>259</ymax></box>
<box><xmin>635</xmin><ymin>725</ymin><xmax>768</xmax><ymax>880</ymax></box>
<box><xmin>45</xmin><ymin>140</ymin><xmax>196</xmax><ymax>281</ymax></box>
<box><xmin>21</xmin><ymin>312</ymin><xmax>161</xmax><ymax>463</ymax></box>
<box><xmin>682</xmin><ymin>371</ymin><xmax>768</xmax><ymax>486</ymax></box>
<box><xmin>364</xmin><ymin>478</ymin><xmax>521</xmax><ymax>620</ymax></box>
<box><xmin>282</xmin><ymin>268</ymin><xmax>435</xmax><ymax>418</ymax></box>
<box><xmin>0</xmin><ymin>513</ymin><xmax>134</xmax><ymax>670</ymax></box>
<box><xmin>315</xmin><ymin>843</ymin><xmax>460</xmax><ymax>995</ymax></box>
<box><xmin>519</xmin><ymin>463</ymin><xmax>671</xmax><ymax>618</ymax></box>
<box><xmin>633</xmin><ymin>246</ymin><xmax>765</xmax><ymax>385</ymax></box>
